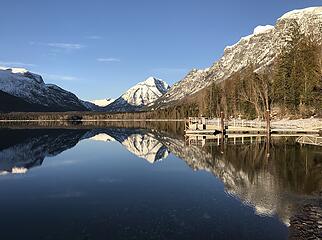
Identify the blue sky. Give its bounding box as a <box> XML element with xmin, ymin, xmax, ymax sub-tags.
<box><xmin>0</xmin><ymin>0</ymin><xmax>320</xmax><ymax>100</ymax></box>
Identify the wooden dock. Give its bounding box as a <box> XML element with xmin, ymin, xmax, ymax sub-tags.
<box><xmin>296</xmin><ymin>136</ymin><xmax>322</xmax><ymax>146</ymax></box>
<box><xmin>185</xmin><ymin>134</ymin><xmax>267</xmax><ymax>147</ymax></box>
<box><xmin>185</xmin><ymin>116</ymin><xmax>321</xmax><ymax>136</ymax></box>
<box><xmin>185</xmin><ymin>133</ymin><xmax>321</xmax><ymax>147</ymax></box>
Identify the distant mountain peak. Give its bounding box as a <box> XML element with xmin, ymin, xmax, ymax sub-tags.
<box><xmin>121</xmin><ymin>76</ymin><xmax>170</xmax><ymax>106</ymax></box>
<box><xmin>105</xmin><ymin>76</ymin><xmax>170</xmax><ymax>112</ymax></box>
<box><xmin>142</xmin><ymin>76</ymin><xmax>168</xmax><ymax>87</ymax></box>
<box><xmin>144</xmin><ymin>76</ymin><xmax>158</xmax><ymax>84</ymax></box>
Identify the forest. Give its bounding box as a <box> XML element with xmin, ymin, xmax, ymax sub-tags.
<box><xmin>163</xmin><ymin>34</ymin><xmax>322</xmax><ymax>119</ymax></box>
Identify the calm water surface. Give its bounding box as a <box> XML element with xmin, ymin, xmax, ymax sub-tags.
<box><xmin>0</xmin><ymin>126</ymin><xmax>321</xmax><ymax>240</ymax></box>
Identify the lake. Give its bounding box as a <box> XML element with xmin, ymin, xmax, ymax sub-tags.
<box><xmin>0</xmin><ymin>123</ymin><xmax>321</xmax><ymax>240</ymax></box>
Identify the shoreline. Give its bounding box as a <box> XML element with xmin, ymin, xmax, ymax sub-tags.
<box><xmin>0</xmin><ymin>118</ymin><xmax>320</xmax><ymax>134</ymax></box>
<box><xmin>0</xmin><ymin>118</ymin><xmax>320</xmax><ymax>126</ymax></box>
<box><xmin>0</xmin><ymin>119</ymin><xmax>185</xmax><ymax>122</ymax></box>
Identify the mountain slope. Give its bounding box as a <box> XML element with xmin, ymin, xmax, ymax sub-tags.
<box><xmin>151</xmin><ymin>7</ymin><xmax>322</xmax><ymax>111</ymax></box>
<box><xmin>105</xmin><ymin>77</ymin><xmax>170</xmax><ymax>112</ymax></box>
<box><xmin>0</xmin><ymin>67</ymin><xmax>88</xmax><ymax>112</ymax></box>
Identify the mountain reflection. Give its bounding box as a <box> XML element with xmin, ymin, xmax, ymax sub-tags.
<box><xmin>84</xmin><ymin>128</ymin><xmax>169</xmax><ymax>163</ymax></box>
<box><xmin>0</xmin><ymin>129</ymin><xmax>88</xmax><ymax>175</ymax></box>
<box><xmin>0</xmin><ymin>127</ymin><xmax>321</xmax><ymax>230</ymax></box>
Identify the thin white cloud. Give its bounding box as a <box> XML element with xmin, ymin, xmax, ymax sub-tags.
<box><xmin>46</xmin><ymin>43</ymin><xmax>85</xmax><ymax>50</ymax></box>
<box><xmin>0</xmin><ymin>61</ymin><xmax>36</xmax><ymax>68</ymax></box>
<box><xmin>42</xmin><ymin>73</ymin><xmax>79</xmax><ymax>81</ymax></box>
<box><xmin>97</xmin><ymin>58</ymin><xmax>121</xmax><ymax>62</ymax></box>
<box><xmin>30</xmin><ymin>41</ymin><xmax>85</xmax><ymax>50</ymax></box>
<box><xmin>86</xmin><ymin>35</ymin><xmax>102</xmax><ymax>40</ymax></box>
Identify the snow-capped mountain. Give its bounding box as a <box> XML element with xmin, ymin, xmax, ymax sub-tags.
<box><xmin>90</xmin><ymin>98</ymin><xmax>115</xmax><ymax>107</ymax></box>
<box><xmin>105</xmin><ymin>77</ymin><xmax>170</xmax><ymax>112</ymax></box>
<box><xmin>0</xmin><ymin>67</ymin><xmax>88</xmax><ymax>112</ymax></box>
<box><xmin>152</xmin><ymin>6</ymin><xmax>322</xmax><ymax>108</ymax></box>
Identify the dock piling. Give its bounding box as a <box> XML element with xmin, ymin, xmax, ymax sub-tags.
<box><xmin>266</xmin><ymin>109</ymin><xmax>271</xmax><ymax>136</ymax></box>
<box><xmin>220</xmin><ymin>111</ymin><xmax>225</xmax><ymax>135</ymax></box>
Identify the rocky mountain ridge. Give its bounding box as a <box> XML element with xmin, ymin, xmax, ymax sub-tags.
<box><xmin>151</xmin><ymin>6</ymin><xmax>322</xmax><ymax>109</ymax></box>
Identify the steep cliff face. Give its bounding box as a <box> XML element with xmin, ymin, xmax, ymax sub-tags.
<box><xmin>152</xmin><ymin>7</ymin><xmax>322</xmax><ymax>109</ymax></box>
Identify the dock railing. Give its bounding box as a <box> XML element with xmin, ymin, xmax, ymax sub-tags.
<box><xmin>186</xmin><ymin>117</ymin><xmax>322</xmax><ymax>131</ymax></box>
<box><xmin>186</xmin><ymin>117</ymin><xmax>267</xmax><ymax>129</ymax></box>
<box><xmin>296</xmin><ymin>136</ymin><xmax>322</xmax><ymax>146</ymax></box>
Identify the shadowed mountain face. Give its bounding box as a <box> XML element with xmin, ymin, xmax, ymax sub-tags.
<box><xmin>0</xmin><ymin>127</ymin><xmax>320</xmax><ymax>232</ymax></box>
<box><xmin>0</xmin><ymin>90</ymin><xmax>50</xmax><ymax>112</ymax></box>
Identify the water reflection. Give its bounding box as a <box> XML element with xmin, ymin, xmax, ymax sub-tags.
<box><xmin>187</xmin><ymin>138</ymin><xmax>322</xmax><ymax>223</ymax></box>
<box><xmin>0</xmin><ymin>129</ymin><xmax>88</xmax><ymax>175</ymax></box>
<box><xmin>0</xmin><ymin>127</ymin><xmax>321</xmax><ymax>238</ymax></box>
<box><xmin>93</xmin><ymin>128</ymin><xmax>169</xmax><ymax>163</ymax></box>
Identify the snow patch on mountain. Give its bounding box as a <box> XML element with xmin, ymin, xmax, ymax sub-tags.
<box><xmin>90</xmin><ymin>133</ymin><xmax>115</xmax><ymax>142</ymax></box>
<box><xmin>225</xmin><ymin>25</ymin><xmax>275</xmax><ymax>51</ymax></box>
<box><xmin>90</xmin><ymin>98</ymin><xmax>115</xmax><ymax>107</ymax></box>
<box><xmin>253</xmin><ymin>25</ymin><xmax>275</xmax><ymax>34</ymax></box>
<box><xmin>279</xmin><ymin>6</ymin><xmax>322</xmax><ymax>20</ymax></box>
<box><xmin>0</xmin><ymin>66</ymin><xmax>29</xmax><ymax>74</ymax></box>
